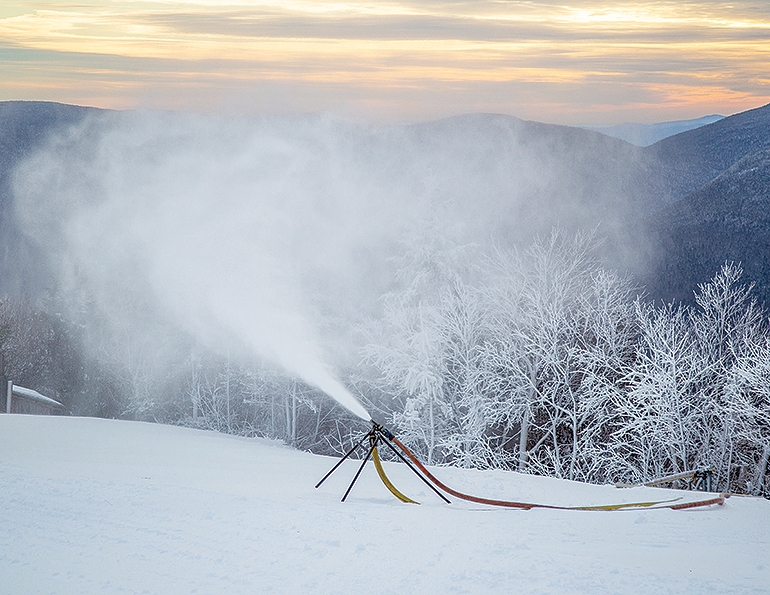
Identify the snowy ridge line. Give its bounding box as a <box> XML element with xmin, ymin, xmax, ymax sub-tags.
<box><xmin>372</xmin><ymin>423</ymin><xmax>727</xmax><ymax>512</ymax></box>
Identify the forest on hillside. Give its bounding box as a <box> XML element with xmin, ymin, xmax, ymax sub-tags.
<box><xmin>2</xmin><ymin>232</ymin><xmax>768</xmax><ymax>498</ymax></box>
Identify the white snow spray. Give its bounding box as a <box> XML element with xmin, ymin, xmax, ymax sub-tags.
<box><xmin>12</xmin><ymin>109</ymin><xmax>647</xmax><ymax>422</ymax></box>
<box><xmin>13</xmin><ymin>112</ymin><xmax>391</xmax><ymax>421</ymax></box>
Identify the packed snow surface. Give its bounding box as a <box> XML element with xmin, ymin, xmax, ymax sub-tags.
<box><xmin>1</xmin><ymin>416</ymin><xmax>768</xmax><ymax>595</ymax></box>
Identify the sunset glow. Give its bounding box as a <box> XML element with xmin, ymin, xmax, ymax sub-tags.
<box><xmin>1</xmin><ymin>1</ymin><xmax>768</xmax><ymax>123</ymax></box>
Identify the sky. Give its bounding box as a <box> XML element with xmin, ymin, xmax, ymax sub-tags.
<box><xmin>1</xmin><ymin>1</ymin><xmax>769</xmax><ymax>125</ymax></box>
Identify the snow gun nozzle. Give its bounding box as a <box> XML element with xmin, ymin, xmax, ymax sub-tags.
<box><xmin>371</xmin><ymin>421</ymin><xmax>395</xmax><ymax>441</ymax></box>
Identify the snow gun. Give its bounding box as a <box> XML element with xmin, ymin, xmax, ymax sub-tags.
<box><xmin>315</xmin><ymin>421</ymin><xmax>728</xmax><ymax>512</ymax></box>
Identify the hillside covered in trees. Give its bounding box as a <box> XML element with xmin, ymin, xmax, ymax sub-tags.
<box><xmin>1</xmin><ymin>101</ymin><xmax>768</xmax><ymax>498</ymax></box>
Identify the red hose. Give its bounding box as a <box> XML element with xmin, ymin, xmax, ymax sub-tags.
<box><xmin>391</xmin><ymin>436</ymin><xmax>536</xmax><ymax>509</ymax></box>
<box><xmin>389</xmin><ymin>435</ymin><xmax>725</xmax><ymax>512</ymax></box>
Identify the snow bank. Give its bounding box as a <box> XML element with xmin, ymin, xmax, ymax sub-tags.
<box><xmin>1</xmin><ymin>415</ymin><xmax>767</xmax><ymax>594</ymax></box>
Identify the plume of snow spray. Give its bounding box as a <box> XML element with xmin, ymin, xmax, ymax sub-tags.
<box><xmin>13</xmin><ymin>108</ymin><xmax>638</xmax><ymax>422</ymax></box>
<box><xmin>13</xmin><ymin>111</ymin><xmax>379</xmax><ymax>420</ymax></box>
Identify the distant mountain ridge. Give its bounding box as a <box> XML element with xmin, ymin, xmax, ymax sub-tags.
<box><xmin>581</xmin><ymin>115</ymin><xmax>723</xmax><ymax>147</ymax></box>
<box><xmin>644</xmin><ymin>103</ymin><xmax>770</xmax><ymax>202</ymax></box>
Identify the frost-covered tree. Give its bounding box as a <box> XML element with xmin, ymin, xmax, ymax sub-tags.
<box><xmin>362</xmin><ymin>237</ymin><xmax>481</xmax><ymax>464</ymax></box>
<box><xmin>691</xmin><ymin>264</ymin><xmax>770</xmax><ymax>494</ymax></box>
<box><xmin>610</xmin><ymin>263</ymin><xmax>770</xmax><ymax>496</ymax></box>
<box><xmin>364</xmin><ymin>231</ymin><xmax>638</xmax><ymax>478</ymax></box>
<box><xmin>610</xmin><ymin>301</ymin><xmax>708</xmax><ymax>482</ymax></box>
<box><xmin>480</xmin><ymin>232</ymin><xmax>636</xmax><ymax>480</ymax></box>
<box><xmin>429</xmin><ymin>279</ymin><xmax>490</xmax><ymax>467</ymax></box>
<box><xmin>0</xmin><ymin>297</ymin><xmax>85</xmax><ymax>409</ymax></box>
<box><xmin>181</xmin><ymin>353</ymin><xmax>348</xmax><ymax>451</ymax></box>
<box><xmin>729</xmin><ymin>336</ymin><xmax>770</xmax><ymax>496</ymax></box>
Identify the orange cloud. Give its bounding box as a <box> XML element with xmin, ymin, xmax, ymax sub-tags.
<box><xmin>1</xmin><ymin>1</ymin><xmax>768</xmax><ymax>123</ymax></box>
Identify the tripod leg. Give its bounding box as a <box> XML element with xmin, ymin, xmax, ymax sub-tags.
<box><xmin>341</xmin><ymin>439</ymin><xmax>377</xmax><ymax>502</ymax></box>
<box><xmin>315</xmin><ymin>430</ymin><xmax>373</xmax><ymax>489</ymax></box>
<box><xmin>376</xmin><ymin>430</ymin><xmax>451</xmax><ymax>504</ymax></box>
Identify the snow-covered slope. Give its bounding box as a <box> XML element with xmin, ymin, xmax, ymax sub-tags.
<box><xmin>1</xmin><ymin>416</ymin><xmax>767</xmax><ymax>595</ymax></box>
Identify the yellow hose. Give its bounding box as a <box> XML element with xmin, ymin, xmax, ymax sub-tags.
<box><xmin>372</xmin><ymin>445</ymin><xmax>419</xmax><ymax>504</ymax></box>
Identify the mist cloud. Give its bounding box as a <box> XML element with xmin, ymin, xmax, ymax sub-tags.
<box><xmin>12</xmin><ymin>109</ymin><xmax>641</xmax><ymax>418</ymax></box>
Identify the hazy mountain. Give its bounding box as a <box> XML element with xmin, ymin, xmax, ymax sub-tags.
<box><xmin>2</xmin><ymin>104</ymin><xmax>655</xmax><ymax>300</ymax></box>
<box><xmin>2</xmin><ymin>100</ymin><xmax>770</xmax><ymax>307</ymax></box>
<box><xmin>650</xmin><ymin>146</ymin><xmax>770</xmax><ymax>303</ymax></box>
<box><xmin>0</xmin><ymin>101</ymin><xmax>94</xmax><ymax>297</ymax></box>
<box><xmin>396</xmin><ymin>114</ymin><xmax>654</xmax><ymax>270</ymax></box>
<box><xmin>644</xmin><ymin>103</ymin><xmax>770</xmax><ymax>203</ymax></box>
<box><xmin>632</xmin><ymin>103</ymin><xmax>770</xmax><ymax>304</ymax></box>
<box><xmin>581</xmin><ymin>115</ymin><xmax>723</xmax><ymax>147</ymax></box>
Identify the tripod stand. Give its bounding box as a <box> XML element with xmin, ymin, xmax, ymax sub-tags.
<box><xmin>315</xmin><ymin>422</ymin><xmax>727</xmax><ymax>512</ymax></box>
<box><xmin>315</xmin><ymin>421</ymin><xmax>451</xmax><ymax>504</ymax></box>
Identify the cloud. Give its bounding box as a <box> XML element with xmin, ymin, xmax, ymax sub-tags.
<box><xmin>1</xmin><ymin>1</ymin><xmax>769</xmax><ymax>122</ymax></box>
